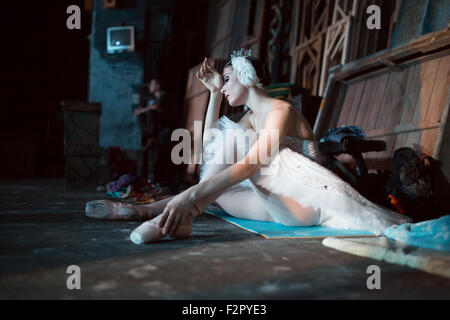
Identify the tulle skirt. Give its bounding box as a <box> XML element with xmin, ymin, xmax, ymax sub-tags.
<box><xmin>200</xmin><ymin>116</ymin><xmax>411</xmax><ymax>235</ymax></box>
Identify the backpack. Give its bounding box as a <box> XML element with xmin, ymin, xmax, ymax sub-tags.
<box><xmin>387</xmin><ymin>147</ymin><xmax>450</xmax><ymax>221</ymax></box>
<box><xmin>321</xmin><ymin>126</ymin><xmax>366</xmax><ymax>143</ymax></box>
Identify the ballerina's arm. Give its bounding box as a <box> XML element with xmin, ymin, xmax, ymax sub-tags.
<box><xmin>195</xmin><ymin>58</ymin><xmax>224</xmax><ymax>146</ymax></box>
<box><xmin>203</xmin><ymin>92</ymin><xmax>223</xmax><ymax>144</ymax></box>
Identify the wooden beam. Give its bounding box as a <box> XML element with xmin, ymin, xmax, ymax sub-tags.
<box><xmin>365</xmin><ymin>120</ymin><xmax>441</xmax><ymax>138</ymax></box>
<box><xmin>334</xmin><ymin>27</ymin><xmax>450</xmax><ymax>81</ymax></box>
<box><xmin>330</xmin><ymin>32</ymin><xmax>345</xmax><ymax>60</ymax></box>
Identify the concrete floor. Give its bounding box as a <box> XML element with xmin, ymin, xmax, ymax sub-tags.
<box><xmin>0</xmin><ymin>179</ymin><xmax>449</xmax><ymax>299</ymax></box>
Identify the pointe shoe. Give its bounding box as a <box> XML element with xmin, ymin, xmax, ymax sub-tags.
<box><xmin>130</xmin><ymin>222</ymin><xmax>192</xmax><ymax>244</ymax></box>
<box><xmin>130</xmin><ymin>213</ymin><xmax>194</xmax><ymax>244</ymax></box>
<box><xmin>85</xmin><ymin>200</ymin><xmax>152</xmax><ymax>220</ymax></box>
<box><xmin>130</xmin><ymin>220</ymin><xmax>164</xmax><ymax>244</ymax></box>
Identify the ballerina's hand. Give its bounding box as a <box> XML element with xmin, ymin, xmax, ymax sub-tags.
<box><xmin>159</xmin><ymin>191</ymin><xmax>200</xmax><ymax>236</ymax></box>
<box><xmin>195</xmin><ymin>57</ymin><xmax>223</xmax><ymax>93</ymax></box>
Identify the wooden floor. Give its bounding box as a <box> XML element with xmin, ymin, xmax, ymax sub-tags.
<box><xmin>0</xmin><ymin>179</ymin><xmax>449</xmax><ymax>299</ymax></box>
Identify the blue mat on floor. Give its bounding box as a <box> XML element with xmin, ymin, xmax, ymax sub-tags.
<box><xmin>384</xmin><ymin>215</ymin><xmax>450</xmax><ymax>252</ymax></box>
<box><xmin>204</xmin><ymin>206</ymin><xmax>374</xmax><ymax>239</ymax></box>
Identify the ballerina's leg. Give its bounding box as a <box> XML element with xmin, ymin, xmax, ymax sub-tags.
<box><xmin>85</xmin><ymin>194</ymin><xmax>178</xmax><ymax>221</ymax></box>
<box><xmin>85</xmin><ymin>199</ymin><xmax>157</xmax><ymax>220</ymax></box>
<box><xmin>141</xmin><ymin>195</ymin><xmax>175</xmax><ymax>214</ymax></box>
<box><xmin>201</xmin><ymin>142</ymin><xmax>274</xmax><ymax>222</ymax></box>
<box><xmin>214</xmin><ymin>185</ymin><xmax>274</xmax><ymax>222</ymax></box>
<box><xmin>248</xmin><ymin>177</ymin><xmax>319</xmax><ymax>227</ymax></box>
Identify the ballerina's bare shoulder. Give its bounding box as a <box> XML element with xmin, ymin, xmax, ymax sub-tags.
<box><xmin>241</xmin><ymin>99</ymin><xmax>316</xmax><ymax>141</ymax></box>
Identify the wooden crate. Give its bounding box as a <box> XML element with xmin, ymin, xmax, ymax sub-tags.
<box><xmin>65</xmin><ymin>144</ymin><xmax>103</xmax><ymax>188</ymax></box>
<box><xmin>63</xmin><ymin>101</ymin><xmax>102</xmax><ymax>188</ymax></box>
<box><xmin>63</xmin><ymin>101</ymin><xmax>101</xmax><ymax>147</ymax></box>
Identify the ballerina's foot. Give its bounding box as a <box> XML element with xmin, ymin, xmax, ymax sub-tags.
<box><xmin>130</xmin><ymin>220</ymin><xmax>164</xmax><ymax>244</ymax></box>
<box><xmin>85</xmin><ymin>199</ymin><xmax>153</xmax><ymax>220</ymax></box>
<box><xmin>130</xmin><ymin>215</ymin><xmax>193</xmax><ymax>244</ymax></box>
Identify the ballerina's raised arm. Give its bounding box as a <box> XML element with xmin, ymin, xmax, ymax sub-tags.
<box><xmin>196</xmin><ymin>58</ymin><xmax>224</xmax><ymax>146</ymax></box>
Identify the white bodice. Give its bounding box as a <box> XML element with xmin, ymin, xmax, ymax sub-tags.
<box><xmin>202</xmin><ymin>115</ymin><xmax>320</xmax><ymax>164</ymax></box>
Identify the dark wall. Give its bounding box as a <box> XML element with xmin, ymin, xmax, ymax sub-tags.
<box><xmin>156</xmin><ymin>0</ymin><xmax>210</xmax><ymax>128</ymax></box>
<box><xmin>3</xmin><ymin>1</ymin><xmax>91</xmax><ymax>178</ymax></box>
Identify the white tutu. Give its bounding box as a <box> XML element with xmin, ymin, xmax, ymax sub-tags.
<box><xmin>200</xmin><ymin>115</ymin><xmax>412</xmax><ymax>235</ymax></box>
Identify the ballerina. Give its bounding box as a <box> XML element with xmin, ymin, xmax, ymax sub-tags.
<box><xmin>86</xmin><ymin>48</ymin><xmax>411</xmax><ymax>244</ymax></box>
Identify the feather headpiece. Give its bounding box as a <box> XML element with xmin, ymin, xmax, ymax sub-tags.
<box><xmin>230</xmin><ymin>48</ymin><xmax>263</xmax><ymax>88</ymax></box>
